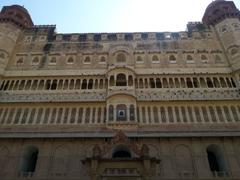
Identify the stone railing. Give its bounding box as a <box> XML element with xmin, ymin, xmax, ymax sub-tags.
<box><xmin>0</xmin><ymin>88</ymin><xmax>239</xmax><ymax>102</ymax></box>
<box><xmin>0</xmin><ymin>90</ymin><xmax>107</xmax><ymax>103</ymax></box>
<box><xmin>136</xmin><ymin>88</ymin><xmax>240</xmax><ymax>101</ymax></box>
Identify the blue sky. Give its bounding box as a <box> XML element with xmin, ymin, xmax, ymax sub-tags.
<box><xmin>1</xmin><ymin>0</ymin><xmax>240</xmax><ymax>33</ymax></box>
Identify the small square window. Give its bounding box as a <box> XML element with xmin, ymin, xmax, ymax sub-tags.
<box><xmin>24</xmin><ymin>36</ymin><xmax>32</xmax><ymax>43</ymax></box>
<box><xmin>99</xmin><ymin>56</ymin><xmax>106</xmax><ymax>64</ymax></box>
<box><xmin>66</xmin><ymin>57</ymin><xmax>74</xmax><ymax>64</ymax></box>
<box><xmin>16</xmin><ymin>57</ymin><xmax>24</xmax><ymax>65</ymax></box>
<box><xmin>83</xmin><ymin>56</ymin><xmax>91</xmax><ymax>64</ymax></box>
<box><xmin>186</xmin><ymin>55</ymin><xmax>194</xmax><ymax>64</ymax></box>
<box><xmin>152</xmin><ymin>55</ymin><xmax>160</xmax><ymax>63</ymax></box>
<box><xmin>39</xmin><ymin>36</ymin><xmax>46</xmax><ymax>42</ymax></box>
<box><xmin>49</xmin><ymin>57</ymin><xmax>57</xmax><ymax>65</ymax></box>
<box><xmin>169</xmin><ymin>55</ymin><xmax>176</xmax><ymax>63</ymax></box>
<box><xmin>136</xmin><ymin>56</ymin><xmax>144</xmax><ymax>64</ymax></box>
<box><xmin>32</xmin><ymin>57</ymin><xmax>40</xmax><ymax>65</ymax></box>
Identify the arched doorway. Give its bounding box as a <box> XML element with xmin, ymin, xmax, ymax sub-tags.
<box><xmin>112</xmin><ymin>145</ymin><xmax>131</xmax><ymax>159</ymax></box>
<box><xmin>20</xmin><ymin>146</ymin><xmax>39</xmax><ymax>175</ymax></box>
<box><xmin>206</xmin><ymin>145</ymin><xmax>228</xmax><ymax>177</ymax></box>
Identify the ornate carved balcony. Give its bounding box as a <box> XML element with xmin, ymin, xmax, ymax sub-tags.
<box><xmin>107</xmin><ymin>86</ymin><xmax>136</xmax><ymax>98</ymax></box>
<box><xmin>136</xmin><ymin>88</ymin><xmax>240</xmax><ymax>101</ymax></box>
<box><xmin>0</xmin><ymin>89</ymin><xmax>107</xmax><ymax>102</ymax></box>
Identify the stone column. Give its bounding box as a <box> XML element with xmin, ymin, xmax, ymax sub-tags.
<box><xmin>127</xmin><ymin>104</ymin><xmax>130</xmax><ymax>122</ymax></box>
<box><xmin>114</xmin><ymin>105</ymin><xmax>117</xmax><ymax>122</ymax></box>
<box><xmin>82</xmin><ymin>108</ymin><xmax>86</xmax><ymax>124</ymax></box>
<box><xmin>160</xmin><ymin>139</ymin><xmax>176</xmax><ymax>178</ymax></box>
<box><xmin>34</xmin><ymin>140</ymin><xmax>52</xmax><ymax>178</ymax></box>
<box><xmin>192</xmin><ymin>139</ymin><xmax>212</xmax><ymax>178</ymax></box>
<box><xmin>90</xmin><ymin>159</ymin><xmax>99</xmax><ymax>180</ymax></box>
<box><xmin>223</xmin><ymin>139</ymin><xmax>240</xmax><ymax>178</ymax></box>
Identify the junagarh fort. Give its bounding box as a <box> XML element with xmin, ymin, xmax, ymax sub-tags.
<box><xmin>0</xmin><ymin>0</ymin><xmax>239</xmax><ymax>179</ymax></box>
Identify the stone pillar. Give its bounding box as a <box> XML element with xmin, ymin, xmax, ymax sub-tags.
<box><xmin>160</xmin><ymin>139</ymin><xmax>176</xmax><ymax>178</ymax></box>
<box><xmin>192</xmin><ymin>139</ymin><xmax>211</xmax><ymax>178</ymax></box>
<box><xmin>114</xmin><ymin>105</ymin><xmax>117</xmax><ymax>122</ymax></box>
<box><xmin>34</xmin><ymin>140</ymin><xmax>52</xmax><ymax>178</ymax></box>
<box><xmin>134</xmin><ymin>105</ymin><xmax>137</xmax><ymax>123</ymax></box>
<box><xmin>82</xmin><ymin>108</ymin><xmax>86</xmax><ymax>124</ymax></box>
<box><xmin>223</xmin><ymin>139</ymin><xmax>240</xmax><ymax>178</ymax></box>
<box><xmin>143</xmin><ymin>159</ymin><xmax>151</xmax><ymax>180</ymax></box>
<box><xmin>127</xmin><ymin>104</ymin><xmax>130</xmax><ymax>122</ymax></box>
<box><xmin>91</xmin><ymin>159</ymin><xmax>99</xmax><ymax>180</ymax></box>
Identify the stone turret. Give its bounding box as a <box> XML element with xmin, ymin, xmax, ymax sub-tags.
<box><xmin>202</xmin><ymin>0</ymin><xmax>240</xmax><ymax>73</ymax></box>
<box><xmin>0</xmin><ymin>5</ymin><xmax>33</xmax><ymax>75</ymax></box>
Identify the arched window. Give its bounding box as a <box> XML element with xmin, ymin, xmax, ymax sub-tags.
<box><xmin>201</xmin><ymin>55</ymin><xmax>207</xmax><ymax>60</ymax></box>
<box><xmin>201</xmin><ymin>55</ymin><xmax>208</xmax><ymax>63</ymax></box>
<box><xmin>186</xmin><ymin>78</ymin><xmax>193</xmax><ymax>88</ymax></box>
<box><xmin>81</xmin><ymin>79</ymin><xmax>87</xmax><ymax>89</ymax></box>
<box><xmin>136</xmin><ymin>56</ymin><xmax>143</xmax><ymax>63</ymax></box>
<box><xmin>116</xmin><ymin>53</ymin><xmax>126</xmax><ymax>63</ymax></box>
<box><xmin>108</xmin><ymin>105</ymin><xmax>113</xmax><ymax>121</ymax></box>
<box><xmin>69</xmin><ymin>79</ymin><xmax>74</xmax><ymax>90</ymax></box>
<box><xmin>116</xmin><ymin>104</ymin><xmax>127</xmax><ymax>121</ymax></box>
<box><xmin>49</xmin><ymin>57</ymin><xmax>56</xmax><ymax>65</ymax></box>
<box><xmin>83</xmin><ymin>56</ymin><xmax>91</xmax><ymax>64</ymax></box>
<box><xmin>187</xmin><ymin>55</ymin><xmax>193</xmax><ymax>61</ymax></box>
<box><xmin>17</xmin><ymin>57</ymin><xmax>24</xmax><ymax>65</ymax></box>
<box><xmin>206</xmin><ymin>78</ymin><xmax>214</xmax><ymax>88</ymax></box>
<box><xmin>150</xmin><ymin>78</ymin><xmax>155</xmax><ymax>88</ymax></box>
<box><xmin>156</xmin><ymin>78</ymin><xmax>162</xmax><ymax>88</ymax></box>
<box><xmin>116</xmin><ymin>73</ymin><xmax>127</xmax><ymax>86</ymax></box>
<box><xmin>88</xmin><ymin>79</ymin><xmax>93</xmax><ymax>89</ymax></box>
<box><xmin>20</xmin><ymin>146</ymin><xmax>39</xmax><ymax>174</ymax></box>
<box><xmin>99</xmin><ymin>56</ymin><xmax>106</xmax><ymax>63</ymax></box>
<box><xmin>32</xmin><ymin>57</ymin><xmax>39</xmax><ymax>65</ymax></box>
<box><xmin>207</xmin><ymin>145</ymin><xmax>228</xmax><ymax>176</ymax></box>
<box><xmin>152</xmin><ymin>55</ymin><xmax>159</xmax><ymax>63</ymax></box>
<box><xmin>112</xmin><ymin>145</ymin><xmax>131</xmax><ymax>159</ymax></box>
<box><xmin>169</xmin><ymin>55</ymin><xmax>176</xmax><ymax>63</ymax></box>
<box><xmin>67</xmin><ymin>57</ymin><xmax>74</xmax><ymax>64</ymax></box>
<box><xmin>130</xmin><ymin>105</ymin><xmax>135</xmax><ymax>121</ymax></box>
<box><xmin>215</xmin><ymin>55</ymin><xmax>222</xmax><ymax>63</ymax></box>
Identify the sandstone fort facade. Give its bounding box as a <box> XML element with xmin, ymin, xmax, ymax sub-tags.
<box><xmin>0</xmin><ymin>1</ymin><xmax>240</xmax><ymax>179</ymax></box>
